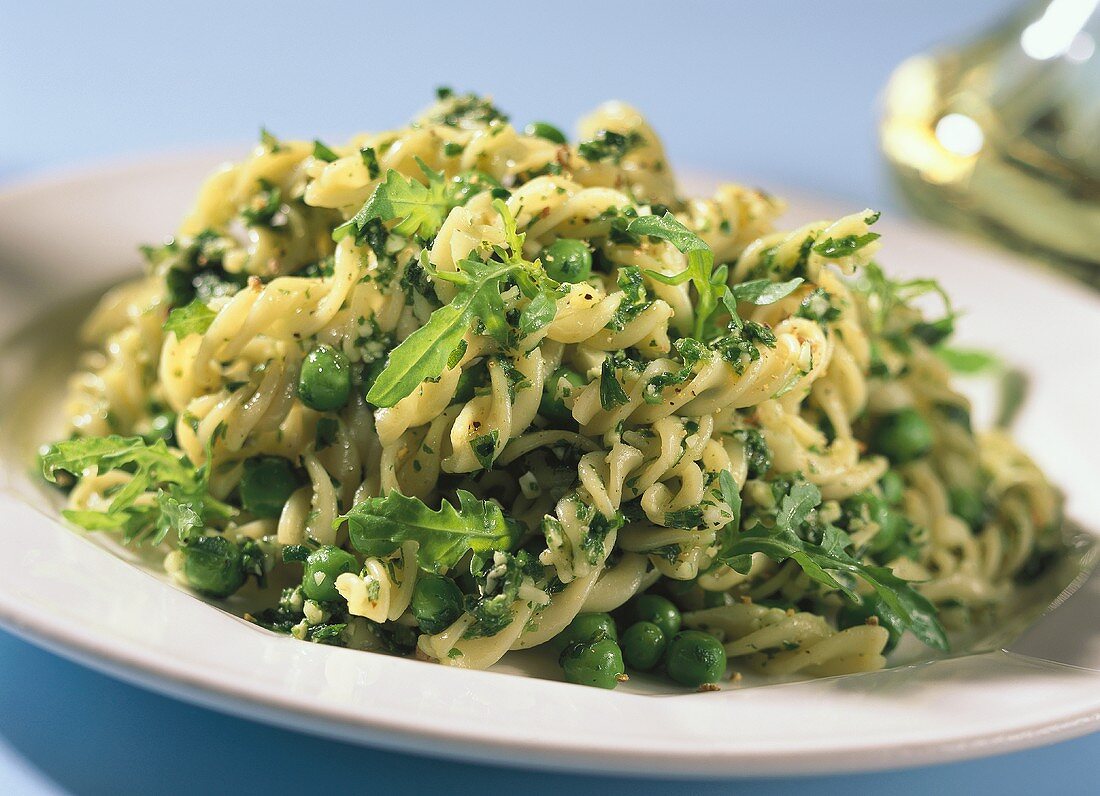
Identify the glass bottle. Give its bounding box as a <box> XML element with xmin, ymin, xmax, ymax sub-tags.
<box><xmin>881</xmin><ymin>0</ymin><xmax>1100</xmax><ymax>287</ymax></box>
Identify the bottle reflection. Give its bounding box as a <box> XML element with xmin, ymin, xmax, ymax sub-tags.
<box><xmin>881</xmin><ymin>0</ymin><xmax>1100</xmax><ymax>287</ymax></box>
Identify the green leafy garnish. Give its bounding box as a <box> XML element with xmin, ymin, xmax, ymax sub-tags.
<box><xmin>711</xmin><ymin>469</ymin><xmax>743</xmax><ymax>564</ymax></box>
<box><xmin>729</xmin><ymin>277</ymin><xmax>804</xmax><ymax>306</ymax></box>
<box><xmin>40</xmin><ymin>435</ymin><xmax>232</xmax><ymax>545</ymax></box>
<box><xmin>312</xmin><ymin>140</ymin><xmax>339</xmax><ymax>162</ymax></box>
<box><xmin>365</xmin><ymin>258</ymin><xmax>517</xmax><ymax>407</ymax></box>
<box><xmin>463</xmin><ymin>550</ymin><xmax>541</xmax><ymax>638</ymax></box>
<box><xmin>599</xmin><ymin>358</ymin><xmax>629</xmax><ymax>410</ymax></box>
<box><xmin>812</xmin><ymin>232</ymin><xmax>880</xmax><ymax>259</ymax></box>
<box><xmin>338</xmin><ymin>489</ymin><xmax>518</xmax><ymax>573</ymax></box>
<box><xmin>165</xmin><ymin>299</ymin><xmax>216</xmax><ymax>338</ymax></box>
<box><xmin>334</xmin><ymin>159</ymin><xmax>462</xmax><ymax>242</ymax></box>
<box><xmin>627</xmin><ymin>213</ymin><xmax>801</xmax><ymax>340</ymax></box>
<box><xmin>936</xmin><ymin>346</ymin><xmax>1001</xmax><ymax>374</ymax></box>
<box><xmin>576</xmin><ymin>130</ymin><xmax>644</xmax><ymax>164</ymax></box>
<box><xmin>724</xmin><ymin>480</ymin><xmax>948</xmax><ymax>650</ymax></box>
<box><xmin>628</xmin><ymin>213</ymin><xmax>722</xmax><ymax>339</ymax></box>
<box><xmin>366</xmin><ymin>201</ymin><xmax>560</xmax><ymax>407</ymax></box>
<box><xmin>360</xmin><ymin>147</ymin><xmax>380</xmax><ymax>179</ymax></box>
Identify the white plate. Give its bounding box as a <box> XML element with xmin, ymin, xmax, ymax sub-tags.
<box><xmin>0</xmin><ymin>153</ymin><xmax>1098</xmax><ymax>778</ymax></box>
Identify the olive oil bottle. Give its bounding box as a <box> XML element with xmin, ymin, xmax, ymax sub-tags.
<box><xmin>881</xmin><ymin>0</ymin><xmax>1100</xmax><ymax>287</ymax></box>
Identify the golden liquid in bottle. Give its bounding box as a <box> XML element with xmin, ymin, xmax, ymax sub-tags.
<box><xmin>880</xmin><ymin>1</ymin><xmax>1100</xmax><ymax>287</ymax></box>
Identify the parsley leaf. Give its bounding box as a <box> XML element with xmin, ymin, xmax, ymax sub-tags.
<box><xmin>599</xmin><ymin>358</ymin><xmax>629</xmax><ymax>410</ymax></box>
<box><xmin>338</xmin><ymin>489</ymin><xmax>518</xmax><ymax>573</ymax></box>
<box><xmin>576</xmin><ymin>130</ymin><xmax>644</xmax><ymax>164</ymax></box>
<box><xmin>164</xmin><ymin>298</ymin><xmax>216</xmax><ymax>338</ymax></box>
<box><xmin>463</xmin><ymin>550</ymin><xmax>541</xmax><ymax>638</ymax></box>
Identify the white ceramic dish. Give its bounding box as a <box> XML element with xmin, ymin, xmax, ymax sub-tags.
<box><xmin>0</xmin><ymin>153</ymin><xmax>1098</xmax><ymax>777</ymax></box>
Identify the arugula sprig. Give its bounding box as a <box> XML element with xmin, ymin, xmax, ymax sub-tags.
<box><xmin>338</xmin><ymin>489</ymin><xmax>519</xmax><ymax>573</ymax></box>
<box><xmin>40</xmin><ymin>435</ymin><xmax>233</xmax><ymax>545</ymax></box>
<box><xmin>714</xmin><ymin>476</ymin><xmax>948</xmax><ymax>651</ymax></box>
<box><xmin>626</xmin><ymin>212</ymin><xmax>802</xmax><ymax>340</ymax></box>
<box><xmin>334</xmin><ymin>158</ymin><xmax>464</xmax><ymax>243</ymax></box>
<box><xmin>365</xmin><ymin>200</ymin><xmax>562</xmax><ymax>408</ymax></box>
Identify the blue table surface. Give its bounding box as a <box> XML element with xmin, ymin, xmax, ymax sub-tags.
<box><xmin>2</xmin><ymin>1</ymin><xmax>1098</xmax><ymax>793</ymax></box>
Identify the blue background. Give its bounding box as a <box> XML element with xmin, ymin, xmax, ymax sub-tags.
<box><xmin>2</xmin><ymin>1</ymin><xmax>1098</xmax><ymax>793</ymax></box>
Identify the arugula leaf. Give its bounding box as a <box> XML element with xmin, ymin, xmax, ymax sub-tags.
<box><xmin>365</xmin><ymin>258</ymin><xmax>517</xmax><ymax>407</ymax></box>
<box><xmin>365</xmin><ymin>302</ymin><xmax>467</xmax><ymax>407</ymax></box>
<box><xmin>164</xmin><ymin>298</ymin><xmax>216</xmax><ymax>338</ymax></box>
<box><xmin>338</xmin><ymin>489</ymin><xmax>517</xmax><ymax>573</ymax></box>
<box><xmin>813</xmin><ymin>232</ymin><xmax>880</xmax><ymax>259</ymax></box>
<box><xmin>367</xmin><ymin>202</ymin><xmax>562</xmax><ymax>407</ymax></box>
<box><xmin>40</xmin><ymin>435</ymin><xmax>232</xmax><ymax>545</ymax></box>
<box><xmin>935</xmin><ymin>346</ymin><xmax>1001</xmax><ymax>374</ymax></box>
<box><xmin>725</xmin><ymin>479</ymin><xmax>948</xmax><ymax>650</ymax></box>
<box><xmin>334</xmin><ymin>159</ymin><xmax>460</xmax><ymax>242</ymax></box>
<box><xmin>729</xmin><ymin>277</ymin><xmax>804</xmax><ymax>306</ymax></box>
<box><xmin>713</xmin><ymin>470</ymin><xmax>743</xmax><ymax>564</ymax></box>
<box><xmin>518</xmin><ymin>291</ymin><xmax>557</xmax><ymax>336</ymax></box>
<box><xmin>628</xmin><ymin>213</ymin><xmax>719</xmax><ymax>339</ymax></box>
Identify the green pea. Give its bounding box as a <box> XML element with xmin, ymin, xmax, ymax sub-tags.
<box><xmin>949</xmin><ymin>487</ymin><xmax>986</xmax><ymax>529</ymax></box>
<box><xmin>879</xmin><ymin>470</ymin><xmax>905</xmax><ymax>505</ymax></box>
<box><xmin>302</xmin><ymin>545</ymin><xmax>359</xmax><ymax>602</ymax></box>
<box><xmin>871</xmin><ymin>408</ymin><xmax>933</xmax><ymax>464</ymax></box>
<box><xmin>298</xmin><ymin>344</ymin><xmax>351</xmax><ymax>411</ymax></box>
<box><xmin>629</xmin><ymin>594</ymin><xmax>681</xmax><ymax>639</ymax></box>
<box><xmin>524</xmin><ymin>121</ymin><xmax>567</xmax><ymax>144</ymax></box>
<box><xmin>560</xmin><ymin>639</ymin><xmax>625</xmax><ymax>689</ymax></box>
<box><xmin>239</xmin><ymin>456</ymin><xmax>300</xmax><ymax>518</ymax></box>
<box><xmin>182</xmin><ymin>535</ymin><xmax>245</xmax><ymax>598</ymax></box>
<box><xmin>837</xmin><ymin>596</ymin><xmax>900</xmax><ymax>653</ymax></box>
<box><xmin>411</xmin><ymin>573</ymin><xmax>464</xmax><ymax>634</ymax></box>
<box><xmin>539</xmin><ymin>367</ymin><xmax>585</xmax><ymax>423</ymax></box>
<box><xmin>540</xmin><ymin>239</ymin><xmax>592</xmax><ymax>283</ymax></box>
<box><xmin>621</xmin><ymin>621</ymin><xmax>666</xmax><ymax>671</ymax></box>
<box><xmin>554</xmin><ymin>612</ymin><xmax>618</xmax><ymax>651</ymax></box>
<box><xmin>665</xmin><ymin>630</ymin><xmax>727</xmax><ymax>687</ymax></box>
